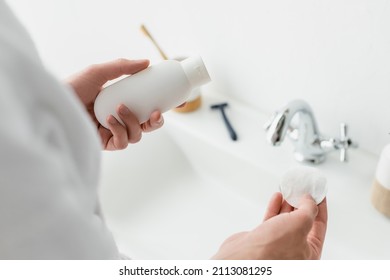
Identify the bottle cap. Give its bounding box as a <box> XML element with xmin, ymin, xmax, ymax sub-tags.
<box><xmin>180</xmin><ymin>56</ymin><xmax>211</xmax><ymax>88</ymax></box>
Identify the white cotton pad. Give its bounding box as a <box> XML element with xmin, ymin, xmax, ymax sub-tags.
<box><xmin>280</xmin><ymin>166</ymin><xmax>327</xmax><ymax>208</ymax></box>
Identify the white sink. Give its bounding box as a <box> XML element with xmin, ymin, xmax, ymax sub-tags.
<box><xmin>99</xmin><ymin>92</ymin><xmax>390</xmax><ymax>259</ymax></box>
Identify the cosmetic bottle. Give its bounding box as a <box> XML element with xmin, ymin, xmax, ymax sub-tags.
<box><xmin>371</xmin><ymin>144</ymin><xmax>390</xmax><ymax>217</ymax></box>
<box><xmin>94</xmin><ymin>56</ymin><xmax>211</xmax><ymax>128</ymax></box>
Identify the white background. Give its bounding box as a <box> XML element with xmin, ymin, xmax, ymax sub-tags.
<box><xmin>7</xmin><ymin>0</ymin><xmax>390</xmax><ymax>156</ymax></box>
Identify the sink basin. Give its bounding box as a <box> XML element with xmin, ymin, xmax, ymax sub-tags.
<box><xmin>99</xmin><ymin>92</ymin><xmax>390</xmax><ymax>259</ymax></box>
<box><xmin>99</xmin><ymin>129</ymin><xmax>277</xmax><ymax>259</ymax></box>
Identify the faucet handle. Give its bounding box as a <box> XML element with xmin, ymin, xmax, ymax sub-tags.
<box><xmin>338</xmin><ymin>123</ymin><xmax>358</xmax><ymax>162</ymax></box>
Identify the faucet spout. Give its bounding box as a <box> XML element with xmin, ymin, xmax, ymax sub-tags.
<box><xmin>266</xmin><ymin>99</ymin><xmax>320</xmax><ymax>146</ymax></box>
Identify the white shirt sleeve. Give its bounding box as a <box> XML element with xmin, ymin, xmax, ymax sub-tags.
<box><xmin>0</xmin><ymin>0</ymin><xmax>120</xmax><ymax>259</ymax></box>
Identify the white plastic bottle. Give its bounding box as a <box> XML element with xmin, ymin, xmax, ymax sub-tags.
<box><xmin>94</xmin><ymin>56</ymin><xmax>211</xmax><ymax>128</ymax></box>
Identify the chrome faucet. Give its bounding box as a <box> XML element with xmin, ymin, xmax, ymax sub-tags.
<box><xmin>264</xmin><ymin>99</ymin><xmax>357</xmax><ymax>164</ymax></box>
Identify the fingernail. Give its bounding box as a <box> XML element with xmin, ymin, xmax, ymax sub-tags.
<box><xmin>156</xmin><ymin>115</ymin><xmax>164</xmax><ymax>125</ymax></box>
<box><xmin>134</xmin><ymin>59</ymin><xmax>149</xmax><ymax>64</ymax></box>
<box><xmin>119</xmin><ymin>105</ymin><xmax>130</xmax><ymax>115</ymax></box>
<box><xmin>108</xmin><ymin>115</ymin><xmax>117</xmax><ymax>125</ymax></box>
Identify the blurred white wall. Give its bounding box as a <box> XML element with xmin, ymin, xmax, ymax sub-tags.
<box><xmin>7</xmin><ymin>0</ymin><xmax>390</xmax><ymax>155</ymax></box>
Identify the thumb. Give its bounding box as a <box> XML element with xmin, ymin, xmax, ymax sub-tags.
<box><xmin>297</xmin><ymin>194</ymin><xmax>319</xmax><ymax>218</ymax></box>
<box><xmin>88</xmin><ymin>58</ymin><xmax>150</xmax><ymax>87</ymax></box>
<box><xmin>291</xmin><ymin>194</ymin><xmax>318</xmax><ymax>234</ymax></box>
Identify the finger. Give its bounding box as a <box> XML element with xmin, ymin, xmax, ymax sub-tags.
<box><xmin>117</xmin><ymin>104</ymin><xmax>142</xmax><ymax>144</ymax></box>
<box><xmin>106</xmin><ymin>115</ymin><xmax>128</xmax><ymax>150</ymax></box>
<box><xmin>87</xmin><ymin>59</ymin><xmax>150</xmax><ymax>87</ymax></box>
<box><xmin>308</xmin><ymin>197</ymin><xmax>328</xmax><ymax>244</ymax></box>
<box><xmin>316</xmin><ymin>197</ymin><xmax>328</xmax><ymax>224</ymax></box>
<box><xmin>290</xmin><ymin>195</ymin><xmax>319</xmax><ymax>234</ymax></box>
<box><xmin>297</xmin><ymin>194</ymin><xmax>319</xmax><ymax>219</ymax></box>
<box><xmin>98</xmin><ymin>126</ymin><xmax>113</xmax><ymax>149</ymax></box>
<box><xmin>141</xmin><ymin>111</ymin><xmax>164</xmax><ymax>132</ymax></box>
<box><xmin>263</xmin><ymin>192</ymin><xmax>283</xmax><ymax>221</ymax></box>
<box><xmin>280</xmin><ymin>199</ymin><xmax>294</xmax><ymax>213</ymax></box>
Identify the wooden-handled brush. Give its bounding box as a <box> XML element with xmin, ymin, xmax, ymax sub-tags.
<box><xmin>140</xmin><ymin>24</ymin><xmax>169</xmax><ymax>60</ymax></box>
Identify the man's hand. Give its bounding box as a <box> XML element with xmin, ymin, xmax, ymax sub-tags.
<box><xmin>66</xmin><ymin>58</ymin><xmax>164</xmax><ymax>150</ymax></box>
<box><xmin>212</xmin><ymin>193</ymin><xmax>328</xmax><ymax>260</ymax></box>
